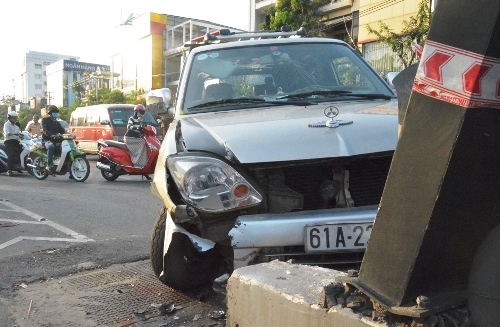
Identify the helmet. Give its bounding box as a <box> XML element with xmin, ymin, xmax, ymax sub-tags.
<box><xmin>47</xmin><ymin>105</ymin><xmax>59</xmax><ymax>114</ymax></box>
<box><xmin>134</xmin><ymin>104</ymin><xmax>146</xmax><ymax>115</ymax></box>
<box><xmin>7</xmin><ymin>111</ymin><xmax>18</xmax><ymax>118</ymax></box>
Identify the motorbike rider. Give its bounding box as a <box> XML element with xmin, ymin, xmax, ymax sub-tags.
<box><xmin>2</xmin><ymin>111</ymin><xmax>23</xmax><ymax>176</ymax></box>
<box><xmin>124</xmin><ymin>104</ymin><xmax>149</xmax><ymax>169</ymax></box>
<box><xmin>25</xmin><ymin>115</ymin><xmax>42</xmax><ymax>137</ymax></box>
<box><xmin>41</xmin><ymin>105</ymin><xmax>66</xmax><ymax>173</ymax></box>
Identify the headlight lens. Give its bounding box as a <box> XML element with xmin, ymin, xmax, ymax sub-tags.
<box><xmin>167</xmin><ymin>156</ymin><xmax>262</xmax><ymax>212</ymax></box>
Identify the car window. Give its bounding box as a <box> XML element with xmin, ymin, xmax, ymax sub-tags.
<box><xmin>182</xmin><ymin>42</ymin><xmax>393</xmax><ymax>114</ymax></box>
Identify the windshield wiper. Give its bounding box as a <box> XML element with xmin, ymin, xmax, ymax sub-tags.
<box><xmin>188</xmin><ymin>97</ymin><xmax>316</xmax><ymax>110</ymax></box>
<box><xmin>276</xmin><ymin>90</ymin><xmax>392</xmax><ymax>101</ymax></box>
<box><xmin>276</xmin><ymin>90</ymin><xmax>352</xmax><ymax>100</ymax></box>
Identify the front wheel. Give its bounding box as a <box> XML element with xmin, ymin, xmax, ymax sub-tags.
<box><xmin>31</xmin><ymin>154</ymin><xmax>49</xmax><ymax>180</ymax></box>
<box><xmin>150</xmin><ymin>207</ymin><xmax>224</xmax><ymax>292</ymax></box>
<box><xmin>70</xmin><ymin>157</ymin><xmax>90</xmax><ymax>182</ymax></box>
<box><xmin>101</xmin><ymin>170</ymin><xmax>119</xmax><ymax>181</ymax></box>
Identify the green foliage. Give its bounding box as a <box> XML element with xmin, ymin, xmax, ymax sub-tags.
<box><xmin>366</xmin><ymin>0</ymin><xmax>431</xmax><ymax>68</ymax></box>
<box><xmin>260</xmin><ymin>0</ymin><xmax>328</xmax><ymax>36</ymax></box>
<box><xmin>125</xmin><ymin>88</ymin><xmax>146</xmax><ymax>105</ymax></box>
<box><xmin>71</xmin><ymin>80</ymin><xmax>86</xmax><ymax>101</ymax></box>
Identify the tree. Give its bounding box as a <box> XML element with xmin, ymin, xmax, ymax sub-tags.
<box><xmin>366</xmin><ymin>0</ymin><xmax>431</xmax><ymax>68</ymax></box>
<box><xmin>125</xmin><ymin>88</ymin><xmax>146</xmax><ymax>105</ymax></box>
<box><xmin>71</xmin><ymin>80</ymin><xmax>86</xmax><ymax>101</ymax></box>
<box><xmin>260</xmin><ymin>0</ymin><xmax>329</xmax><ymax>36</ymax></box>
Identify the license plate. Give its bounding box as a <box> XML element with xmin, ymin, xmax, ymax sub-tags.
<box><xmin>304</xmin><ymin>222</ymin><xmax>373</xmax><ymax>252</ymax></box>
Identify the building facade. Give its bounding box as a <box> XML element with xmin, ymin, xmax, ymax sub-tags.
<box><xmin>46</xmin><ymin>60</ymin><xmax>110</xmax><ymax>108</ymax></box>
<box><xmin>20</xmin><ymin>51</ymin><xmax>79</xmax><ymax>106</ymax></box>
<box><xmin>111</xmin><ymin>12</ymin><xmax>167</xmax><ymax>94</ymax></box>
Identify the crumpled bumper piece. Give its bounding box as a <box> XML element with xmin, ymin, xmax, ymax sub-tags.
<box><xmin>163</xmin><ymin>209</ymin><xmax>215</xmax><ymax>256</ymax></box>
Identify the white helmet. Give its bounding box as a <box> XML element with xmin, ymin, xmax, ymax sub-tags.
<box><xmin>7</xmin><ymin>111</ymin><xmax>18</xmax><ymax>118</ymax></box>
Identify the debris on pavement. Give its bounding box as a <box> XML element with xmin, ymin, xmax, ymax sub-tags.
<box><xmin>0</xmin><ymin>222</ymin><xmax>19</xmax><ymax>228</ymax></box>
<box><xmin>208</xmin><ymin>310</ymin><xmax>226</xmax><ymax>320</ymax></box>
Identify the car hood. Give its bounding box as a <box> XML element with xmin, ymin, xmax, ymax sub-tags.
<box><xmin>169</xmin><ymin>100</ymin><xmax>399</xmax><ymax>164</ymax></box>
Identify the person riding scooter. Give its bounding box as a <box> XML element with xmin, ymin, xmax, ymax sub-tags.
<box><xmin>2</xmin><ymin>111</ymin><xmax>23</xmax><ymax>176</ymax></box>
<box><xmin>124</xmin><ymin>104</ymin><xmax>149</xmax><ymax>168</ymax></box>
<box><xmin>41</xmin><ymin>105</ymin><xmax>66</xmax><ymax>173</ymax></box>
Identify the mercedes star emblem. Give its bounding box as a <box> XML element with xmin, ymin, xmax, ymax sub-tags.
<box><xmin>308</xmin><ymin>106</ymin><xmax>353</xmax><ymax>128</ymax></box>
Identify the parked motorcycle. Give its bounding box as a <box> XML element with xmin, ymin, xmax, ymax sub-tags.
<box><xmin>0</xmin><ymin>131</ymin><xmax>35</xmax><ymax>175</ymax></box>
<box><xmin>96</xmin><ymin>123</ymin><xmax>161</xmax><ymax>181</ymax></box>
<box><xmin>28</xmin><ymin>133</ymin><xmax>90</xmax><ymax>182</ymax></box>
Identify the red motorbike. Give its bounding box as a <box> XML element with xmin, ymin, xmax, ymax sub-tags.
<box><xmin>96</xmin><ymin>123</ymin><xmax>161</xmax><ymax>181</ymax></box>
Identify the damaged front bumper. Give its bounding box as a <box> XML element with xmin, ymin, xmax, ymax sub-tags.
<box><xmin>162</xmin><ymin>204</ymin><xmax>378</xmax><ymax>270</ymax></box>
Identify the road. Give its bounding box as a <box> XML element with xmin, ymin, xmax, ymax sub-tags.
<box><xmin>0</xmin><ymin>156</ymin><xmax>227</xmax><ymax>326</ymax></box>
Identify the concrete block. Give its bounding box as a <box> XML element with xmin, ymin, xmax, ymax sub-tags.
<box><xmin>227</xmin><ymin>260</ymin><xmax>381</xmax><ymax>327</ymax></box>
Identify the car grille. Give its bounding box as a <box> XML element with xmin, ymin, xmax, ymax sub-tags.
<box><xmin>251</xmin><ymin>153</ymin><xmax>393</xmax><ymax>211</ymax></box>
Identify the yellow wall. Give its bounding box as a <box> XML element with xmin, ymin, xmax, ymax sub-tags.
<box><xmin>358</xmin><ymin>0</ymin><xmax>420</xmax><ymax>44</ymax></box>
<box><xmin>151</xmin><ymin>13</ymin><xmax>166</xmax><ymax>90</ymax></box>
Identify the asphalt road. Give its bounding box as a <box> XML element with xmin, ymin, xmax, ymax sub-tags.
<box><xmin>0</xmin><ymin>156</ymin><xmax>227</xmax><ymax>327</ymax></box>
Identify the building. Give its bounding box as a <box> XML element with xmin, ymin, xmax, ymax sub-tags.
<box><xmin>111</xmin><ymin>12</ymin><xmax>167</xmax><ymax>94</ymax></box>
<box><xmin>46</xmin><ymin>60</ymin><xmax>110</xmax><ymax>108</ymax></box>
<box><xmin>111</xmin><ymin>13</ymin><xmax>244</xmax><ymax>99</ymax></box>
<box><xmin>20</xmin><ymin>51</ymin><xmax>79</xmax><ymax>106</ymax></box>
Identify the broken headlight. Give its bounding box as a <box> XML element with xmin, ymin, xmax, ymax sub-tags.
<box><xmin>167</xmin><ymin>155</ymin><xmax>262</xmax><ymax>213</ymax></box>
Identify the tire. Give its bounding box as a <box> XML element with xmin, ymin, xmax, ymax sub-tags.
<box><xmin>150</xmin><ymin>207</ymin><xmax>224</xmax><ymax>292</ymax></box>
<box><xmin>101</xmin><ymin>170</ymin><xmax>119</xmax><ymax>181</ymax></box>
<box><xmin>70</xmin><ymin>157</ymin><xmax>90</xmax><ymax>182</ymax></box>
<box><xmin>31</xmin><ymin>154</ymin><xmax>49</xmax><ymax>180</ymax></box>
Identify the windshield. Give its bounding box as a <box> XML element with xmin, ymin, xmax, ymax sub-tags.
<box><xmin>181</xmin><ymin>42</ymin><xmax>394</xmax><ymax>114</ymax></box>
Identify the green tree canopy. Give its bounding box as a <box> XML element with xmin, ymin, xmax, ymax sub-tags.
<box><xmin>260</xmin><ymin>0</ymin><xmax>329</xmax><ymax>36</ymax></box>
<box><xmin>366</xmin><ymin>0</ymin><xmax>432</xmax><ymax>68</ymax></box>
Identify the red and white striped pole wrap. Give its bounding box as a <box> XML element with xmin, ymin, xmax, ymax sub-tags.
<box><xmin>413</xmin><ymin>40</ymin><xmax>500</xmax><ymax>109</ymax></box>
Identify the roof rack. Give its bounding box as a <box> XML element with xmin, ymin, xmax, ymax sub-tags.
<box><xmin>183</xmin><ymin>26</ymin><xmax>308</xmax><ymax>50</ymax></box>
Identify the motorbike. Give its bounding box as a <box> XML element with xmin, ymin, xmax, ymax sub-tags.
<box><xmin>27</xmin><ymin>133</ymin><xmax>90</xmax><ymax>182</ymax></box>
<box><xmin>0</xmin><ymin>131</ymin><xmax>35</xmax><ymax>175</ymax></box>
<box><xmin>96</xmin><ymin>123</ymin><xmax>161</xmax><ymax>181</ymax></box>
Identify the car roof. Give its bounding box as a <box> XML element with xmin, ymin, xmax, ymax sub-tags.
<box><xmin>188</xmin><ymin>36</ymin><xmax>349</xmax><ymax>56</ymax></box>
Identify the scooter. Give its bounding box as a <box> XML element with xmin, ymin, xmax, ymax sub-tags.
<box><xmin>0</xmin><ymin>131</ymin><xmax>35</xmax><ymax>175</ymax></box>
<box><xmin>27</xmin><ymin>133</ymin><xmax>90</xmax><ymax>182</ymax></box>
<box><xmin>96</xmin><ymin>123</ymin><xmax>161</xmax><ymax>181</ymax></box>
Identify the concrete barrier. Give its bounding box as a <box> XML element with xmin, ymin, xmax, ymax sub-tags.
<box><xmin>227</xmin><ymin>260</ymin><xmax>382</xmax><ymax>327</ymax></box>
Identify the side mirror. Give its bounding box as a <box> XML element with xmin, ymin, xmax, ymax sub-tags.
<box><xmin>385</xmin><ymin>72</ymin><xmax>399</xmax><ymax>88</ymax></box>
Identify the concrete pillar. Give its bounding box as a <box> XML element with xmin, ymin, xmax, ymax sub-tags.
<box><xmin>345</xmin><ymin>0</ymin><xmax>500</xmax><ymax>319</ymax></box>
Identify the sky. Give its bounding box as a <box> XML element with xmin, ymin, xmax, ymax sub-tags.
<box><xmin>0</xmin><ymin>0</ymin><xmax>251</xmax><ymax>99</ymax></box>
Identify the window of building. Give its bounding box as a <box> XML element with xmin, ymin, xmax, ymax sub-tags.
<box><xmin>35</xmin><ymin>74</ymin><xmax>42</xmax><ymax>80</ymax></box>
<box><xmin>35</xmin><ymin>84</ymin><xmax>42</xmax><ymax>89</ymax></box>
<box><xmin>35</xmin><ymin>64</ymin><xmax>42</xmax><ymax>69</ymax></box>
